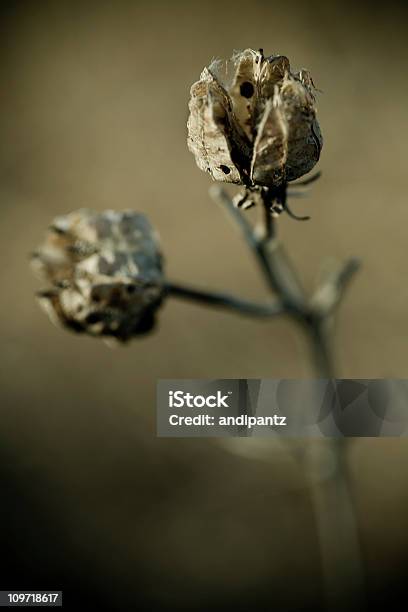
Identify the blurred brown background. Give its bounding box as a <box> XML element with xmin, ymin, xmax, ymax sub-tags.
<box><xmin>1</xmin><ymin>0</ymin><xmax>408</xmax><ymax>610</ymax></box>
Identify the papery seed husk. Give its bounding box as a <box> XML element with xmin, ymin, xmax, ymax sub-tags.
<box><xmin>250</xmin><ymin>96</ymin><xmax>288</xmax><ymax>187</ymax></box>
<box><xmin>187</xmin><ymin>68</ymin><xmax>251</xmax><ymax>183</ymax></box>
<box><xmin>187</xmin><ymin>49</ymin><xmax>323</xmax><ymax>189</ymax></box>
<box><xmin>31</xmin><ymin>209</ymin><xmax>164</xmax><ymax>341</ymax></box>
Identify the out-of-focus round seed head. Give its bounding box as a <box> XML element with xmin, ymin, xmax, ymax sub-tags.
<box><xmin>31</xmin><ymin>209</ymin><xmax>164</xmax><ymax>341</ymax></box>
<box><xmin>187</xmin><ymin>49</ymin><xmax>322</xmax><ymax>188</ymax></box>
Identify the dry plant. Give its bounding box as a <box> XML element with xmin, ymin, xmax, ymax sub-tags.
<box><xmin>31</xmin><ymin>48</ymin><xmax>364</xmax><ymax>611</ymax></box>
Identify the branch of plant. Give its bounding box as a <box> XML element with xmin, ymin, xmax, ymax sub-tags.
<box><xmin>310</xmin><ymin>258</ymin><xmax>361</xmax><ymax>318</ymax></box>
<box><xmin>308</xmin><ymin>438</ymin><xmax>366</xmax><ymax>611</ymax></box>
<box><xmin>211</xmin><ymin>183</ymin><xmax>364</xmax><ymax>611</ymax></box>
<box><xmin>165</xmin><ymin>283</ymin><xmax>284</xmax><ymax>318</ymax></box>
<box><xmin>211</xmin><ymin>185</ymin><xmax>306</xmax><ymax>307</ymax></box>
<box><xmin>210</xmin><ymin>185</ymin><xmax>360</xmax><ymax>350</ymax></box>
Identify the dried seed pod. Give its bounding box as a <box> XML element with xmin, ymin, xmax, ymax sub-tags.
<box><xmin>31</xmin><ymin>209</ymin><xmax>164</xmax><ymax>341</ymax></box>
<box><xmin>187</xmin><ymin>48</ymin><xmax>322</xmax><ymax>189</ymax></box>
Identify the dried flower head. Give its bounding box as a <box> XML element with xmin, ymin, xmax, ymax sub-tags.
<box><xmin>31</xmin><ymin>209</ymin><xmax>164</xmax><ymax>341</ymax></box>
<box><xmin>187</xmin><ymin>48</ymin><xmax>323</xmax><ymax>215</ymax></box>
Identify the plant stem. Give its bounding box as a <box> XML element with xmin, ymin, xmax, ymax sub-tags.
<box><xmin>308</xmin><ymin>439</ymin><xmax>366</xmax><ymax>612</ymax></box>
<box><xmin>306</xmin><ymin>318</ymin><xmax>366</xmax><ymax>611</ymax></box>
<box><xmin>165</xmin><ymin>282</ymin><xmax>284</xmax><ymax>318</ymax></box>
<box><xmin>261</xmin><ymin>221</ymin><xmax>365</xmax><ymax>612</ymax></box>
<box><xmin>211</xmin><ymin>185</ymin><xmax>365</xmax><ymax>612</ymax></box>
<box><xmin>308</xmin><ymin>318</ymin><xmax>336</xmax><ymax>379</ymax></box>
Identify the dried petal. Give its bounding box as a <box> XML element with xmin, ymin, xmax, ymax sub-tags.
<box><xmin>251</xmin><ymin>95</ymin><xmax>288</xmax><ymax>187</ymax></box>
<box><xmin>228</xmin><ymin>49</ymin><xmax>258</xmax><ymax>140</ymax></box>
<box><xmin>187</xmin><ymin>68</ymin><xmax>251</xmax><ymax>183</ymax></box>
<box><xmin>280</xmin><ymin>75</ymin><xmax>323</xmax><ymax>181</ymax></box>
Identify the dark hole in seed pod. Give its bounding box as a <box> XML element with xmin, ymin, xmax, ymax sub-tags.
<box><xmin>85</xmin><ymin>312</ymin><xmax>103</xmax><ymax>325</ymax></box>
<box><xmin>220</xmin><ymin>165</ymin><xmax>231</xmax><ymax>175</ymax></box>
<box><xmin>240</xmin><ymin>81</ymin><xmax>254</xmax><ymax>98</ymax></box>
